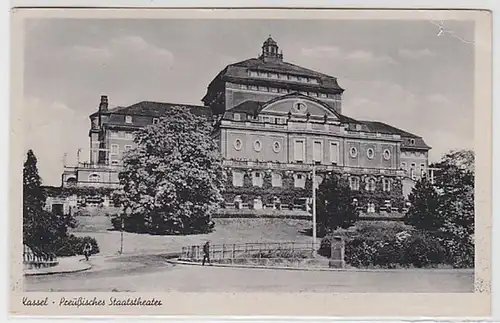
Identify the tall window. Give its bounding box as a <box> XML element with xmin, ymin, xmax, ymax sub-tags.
<box><xmin>313</xmin><ymin>140</ymin><xmax>323</xmax><ymax>164</ymax></box>
<box><xmin>111</xmin><ymin>144</ymin><xmax>119</xmax><ymax>155</ymax></box>
<box><xmin>383</xmin><ymin>178</ymin><xmax>391</xmax><ymax>192</ymax></box>
<box><xmin>125</xmin><ymin>115</ymin><xmax>133</xmax><ymax>123</ymax></box>
<box><xmin>152</xmin><ymin>118</ymin><xmax>159</xmax><ymax>124</ymax></box>
<box><xmin>271</xmin><ymin>173</ymin><xmax>282</xmax><ymax>187</ymax></box>
<box><xmin>294</xmin><ymin>173</ymin><xmax>306</xmax><ymax>188</ymax></box>
<box><xmin>252</xmin><ymin>172</ymin><xmax>263</xmax><ymax>187</ymax></box>
<box><xmin>232</xmin><ymin>171</ymin><xmax>244</xmax><ymax>187</ymax></box>
<box><xmin>330</xmin><ymin>142</ymin><xmax>339</xmax><ymax>165</ymax></box>
<box><xmin>349</xmin><ymin>177</ymin><xmax>360</xmax><ymax>191</ymax></box>
<box><xmin>366</xmin><ymin>178</ymin><xmax>376</xmax><ymax>192</ymax></box>
<box><xmin>294</xmin><ymin>139</ymin><xmax>305</xmax><ymax>163</ymax></box>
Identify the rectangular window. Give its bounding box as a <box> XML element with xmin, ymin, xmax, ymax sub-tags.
<box><xmin>270</xmin><ymin>87</ymin><xmax>278</xmax><ymax>93</ymax></box>
<box><xmin>232</xmin><ymin>171</ymin><xmax>244</xmax><ymax>187</ymax></box>
<box><xmin>111</xmin><ymin>144</ymin><xmax>119</xmax><ymax>155</ymax></box>
<box><xmin>233</xmin><ymin>113</ymin><xmax>241</xmax><ymax>121</ymax></box>
<box><xmin>124</xmin><ymin>145</ymin><xmax>132</xmax><ymax>151</ymax></box>
<box><xmin>250</xmin><ymin>71</ymin><xmax>258</xmax><ymax>77</ymax></box>
<box><xmin>152</xmin><ymin>118</ymin><xmax>159</xmax><ymax>124</ymax></box>
<box><xmin>271</xmin><ymin>173</ymin><xmax>282</xmax><ymax>187</ymax></box>
<box><xmin>110</xmin><ymin>131</ymin><xmax>118</xmax><ymax>138</ymax></box>
<box><xmin>125</xmin><ymin>132</ymin><xmax>134</xmax><ymax>140</ymax></box>
<box><xmin>241</xmin><ymin>84</ymin><xmax>248</xmax><ymax>90</ymax></box>
<box><xmin>125</xmin><ymin>115</ymin><xmax>133</xmax><ymax>123</ymax></box>
<box><xmin>294</xmin><ymin>140</ymin><xmax>305</xmax><ymax>162</ymax></box>
<box><xmin>350</xmin><ymin>177</ymin><xmax>360</xmax><ymax>191</ymax></box>
<box><xmin>294</xmin><ymin>174</ymin><xmax>306</xmax><ymax>188</ymax></box>
<box><xmin>383</xmin><ymin>179</ymin><xmax>391</xmax><ymax>192</ymax></box>
<box><xmin>111</xmin><ymin>160</ymin><xmax>119</xmax><ymax>165</ymax></box>
<box><xmin>320</xmin><ymin>93</ymin><xmax>327</xmax><ymax>98</ymax></box>
<box><xmin>297</xmin><ymin>76</ymin><xmax>303</xmax><ymax>82</ymax></box>
<box><xmin>258</xmin><ymin>86</ymin><xmax>267</xmax><ymax>91</ymax></box>
<box><xmin>250</xmin><ymin>85</ymin><xmax>258</xmax><ymax>90</ymax></box>
<box><xmin>279</xmin><ymin>88</ymin><xmax>287</xmax><ymax>93</ymax></box>
<box><xmin>252</xmin><ymin>172</ymin><xmax>263</xmax><ymax>187</ymax></box>
<box><xmin>313</xmin><ymin>140</ymin><xmax>323</xmax><ymax>163</ymax></box>
<box><xmin>330</xmin><ymin>142</ymin><xmax>339</xmax><ymax>164</ymax></box>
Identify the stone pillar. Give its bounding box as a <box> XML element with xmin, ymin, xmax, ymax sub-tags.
<box><xmin>329</xmin><ymin>236</ymin><xmax>345</xmax><ymax>269</ymax></box>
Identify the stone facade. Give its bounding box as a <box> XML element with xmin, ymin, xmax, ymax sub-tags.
<box><xmin>203</xmin><ymin>36</ymin><xmax>431</xmax><ymax>211</ymax></box>
<box><xmin>61</xmin><ymin>36</ymin><xmax>432</xmax><ymax>212</ymax></box>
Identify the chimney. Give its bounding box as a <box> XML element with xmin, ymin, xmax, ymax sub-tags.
<box><xmin>99</xmin><ymin>95</ymin><xmax>108</xmax><ymax>112</ymax></box>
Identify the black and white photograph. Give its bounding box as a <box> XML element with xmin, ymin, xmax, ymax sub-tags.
<box><xmin>9</xmin><ymin>7</ymin><xmax>492</xmax><ymax>317</ymax></box>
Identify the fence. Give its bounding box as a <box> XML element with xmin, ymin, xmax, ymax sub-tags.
<box><xmin>23</xmin><ymin>244</ymin><xmax>59</xmax><ymax>269</ymax></box>
<box><xmin>180</xmin><ymin>241</ymin><xmax>322</xmax><ymax>263</ymax></box>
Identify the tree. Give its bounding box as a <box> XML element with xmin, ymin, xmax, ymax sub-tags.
<box><xmin>434</xmin><ymin>149</ymin><xmax>475</xmax><ymax>267</ymax></box>
<box><xmin>118</xmin><ymin>107</ymin><xmax>225</xmax><ymax>234</ymax></box>
<box><xmin>316</xmin><ymin>174</ymin><xmax>358</xmax><ymax>233</ymax></box>
<box><xmin>404</xmin><ymin>178</ymin><xmax>441</xmax><ymax>231</ymax></box>
<box><xmin>23</xmin><ymin>150</ymin><xmax>77</xmax><ymax>254</ymax></box>
<box><xmin>404</xmin><ymin>149</ymin><xmax>475</xmax><ymax>267</ymax></box>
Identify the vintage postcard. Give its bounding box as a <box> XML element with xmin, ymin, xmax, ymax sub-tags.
<box><xmin>10</xmin><ymin>7</ymin><xmax>492</xmax><ymax>318</ymax></box>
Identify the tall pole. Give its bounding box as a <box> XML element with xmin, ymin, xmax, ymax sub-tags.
<box><xmin>312</xmin><ymin>165</ymin><xmax>317</xmax><ymax>257</ymax></box>
<box><xmin>120</xmin><ymin>216</ymin><xmax>124</xmax><ymax>255</ymax></box>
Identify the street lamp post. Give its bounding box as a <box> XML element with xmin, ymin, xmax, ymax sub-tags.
<box><xmin>120</xmin><ymin>207</ymin><xmax>131</xmax><ymax>255</ymax></box>
<box><xmin>312</xmin><ymin>165</ymin><xmax>317</xmax><ymax>258</ymax></box>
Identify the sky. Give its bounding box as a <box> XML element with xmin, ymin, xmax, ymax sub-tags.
<box><xmin>23</xmin><ymin>18</ymin><xmax>475</xmax><ymax>186</ymax></box>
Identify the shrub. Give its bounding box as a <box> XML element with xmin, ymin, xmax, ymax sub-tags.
<box><xmin>53</xmin><ymin>235</ymin><xmax>100</xmax><ymax>257</ymax></box>
<box><xmin>320</xmin><ymin>222</ymin><xmax>448</xmax><ymax>268</ymax></box>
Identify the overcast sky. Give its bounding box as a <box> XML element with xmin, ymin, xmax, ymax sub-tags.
<box><xmin>23</xmin><ymin>18</ymin><xmax>474</xmax><ymax>186</ymax></box>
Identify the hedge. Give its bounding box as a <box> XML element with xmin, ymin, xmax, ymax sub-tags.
<box><xmin>53</xmin><ymin>235</ymin><xmax>100</xmax><ymax>257</ymax></box>
<box><xmin>319</xmin><ymin>222</ymin><xmax>449</xmax><ymax>268</ymax></box>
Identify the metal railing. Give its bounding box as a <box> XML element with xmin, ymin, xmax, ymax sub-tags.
<box><xmin>23</xmin><ymin>246</ymin><xmax>58</xmax><ymax>269</ymax></box>
<box><xmin>180</xmin><ymin>241</ymin><xmax>321</xmax><ymax>263</ymax></box>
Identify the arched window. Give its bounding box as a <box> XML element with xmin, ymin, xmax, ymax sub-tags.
<box><xmin>366</xmin><ymin>177</ymin><xmax>376</xmax><ymax>192</ymax></box>
<box><xmin>88</xmin><ymin>173</ymin><xmax>100</xmax><ymax>183</ymax></box>
<box><xmin>382</xmin><ymin>178</ymin><xmax>391</xmax><ymax>192</ymax></box>
<box><xmin>349</xmin><ymin>176</ymin><xmax>360</xmax><ymax>191</ymax></box>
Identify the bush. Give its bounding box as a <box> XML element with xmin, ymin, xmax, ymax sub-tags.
<box><xmin>319</xmin><ymin>222</ymin><xmax>448</xmax><ymax>268</ymax></box>
<box><xmin>53</xmin><ymin>235</ymin><xmax>100</xmax><ymax>257</ymax></box>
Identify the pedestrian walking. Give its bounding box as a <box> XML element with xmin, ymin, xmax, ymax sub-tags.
<box><xmin>83</xmin><ymin>242</ymin><xmax>93</xmax><ymax>261</ymax></box>
<box><xmin>202</xmin><ymin>241</ymin><xmax>211</xmax><ymax>266</ymax></box>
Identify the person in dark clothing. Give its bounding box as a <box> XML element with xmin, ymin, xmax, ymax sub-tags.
<box><xmin>83</xmin><ymin>242</ymin><xmax>93</xmax><ymax>261</ymax></box>
<box><xmin>202</xmin><ymin>241</ymin><xmax>211</xmax><ymax>266</ymax></box>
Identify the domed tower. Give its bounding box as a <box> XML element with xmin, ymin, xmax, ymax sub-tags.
<box><xmin>259</xmin><ymin>35</ymin><xmax>283</xmax><ymax>62</ymax></box>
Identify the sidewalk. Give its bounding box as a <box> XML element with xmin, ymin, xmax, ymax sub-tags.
<box><xmin>24</xmin><ymin>256</ymin><xmax>92</xmax><ymax>276</ymax></box>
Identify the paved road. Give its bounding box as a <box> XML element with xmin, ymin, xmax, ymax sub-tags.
<box><xmin>24</xmin><ymin>254</ymin><xmax>474</xmax><ymax>293</ymax></box>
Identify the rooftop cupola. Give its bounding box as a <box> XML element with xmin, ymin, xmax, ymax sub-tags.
<box><xmin>259</xmin><ymin>35</ymin><xmax>283</xmax><ymax>62</ymax></box>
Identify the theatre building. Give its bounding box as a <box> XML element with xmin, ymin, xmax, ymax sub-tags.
<box><xmin>61</xmin><ymin>36</ymin><xmax>432</xmax><ymax>213</ymax></box>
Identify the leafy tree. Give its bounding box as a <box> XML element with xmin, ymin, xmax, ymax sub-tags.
<box><xmin>23</xmin><ymin>150</ymin><xmax>77</xmax><ymax>254</ymax></box>
<box><xmin>404</xmin><ymin>149</ymin><xmax>475</xmax><ymax>267</ymax></box>
<box><xmin>316</xmin><ymin>174</ymin><xmax>358</xmax><ymax>233</ymax></box>
<box><xmin>434</xmin><ymin>149</ymin><xmax>475</xmax><ymax>267</ymax></box>
<box><xmin>404</xmin><ymin>178</ymin><xmax>441</xmax><ymax>231</ymax></box>
<box><xmin>118</xmin><ymin>107</ymin><xmax>224</xmax><ymax>234</ymax></box>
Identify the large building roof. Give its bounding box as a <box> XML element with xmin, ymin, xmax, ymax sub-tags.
<box><xmin>92</xmin><ymin>101</ymin><xmax>211</xmax><ymax>118</ymax></box>
<box><xmin>359</xmin><ymin>120</ymin><xmax>431</xmax><ymax>149</ymax></box>
<box><xmin>202</xmin><ymin>37</ymin><xmax>344</xmax><ymax>104</ymax></box>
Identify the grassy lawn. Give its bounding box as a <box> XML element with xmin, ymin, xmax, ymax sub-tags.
<box><xmin>72</xmin><ymin>216</ymin><xmax>313</xmax><ymax>256</ymax></box>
